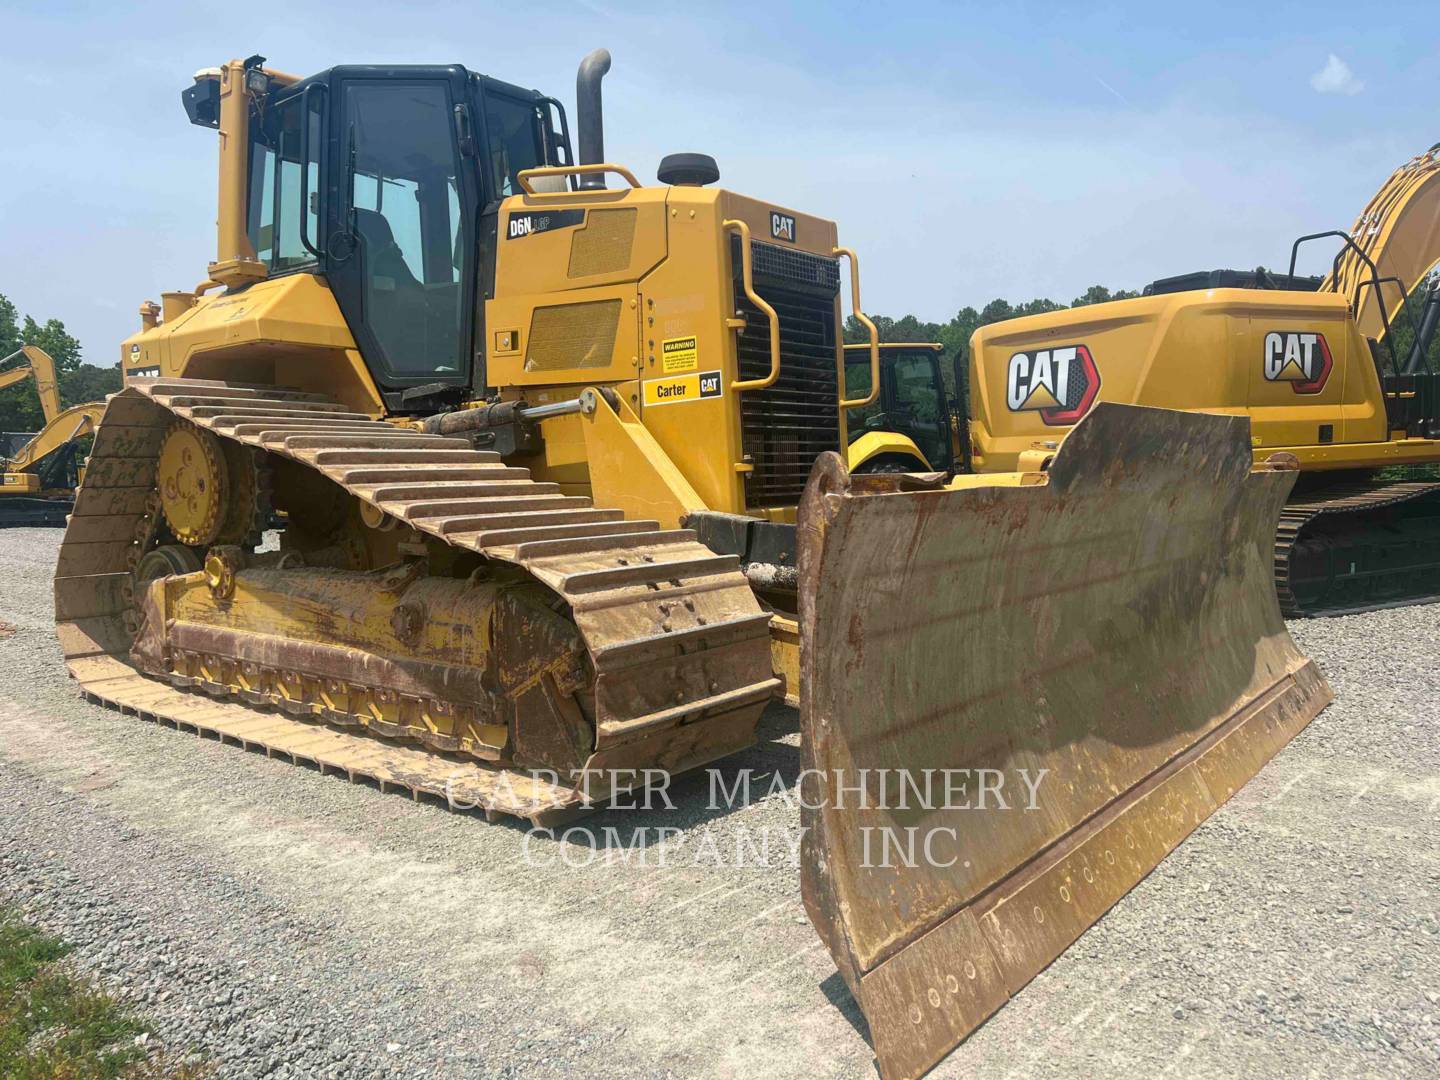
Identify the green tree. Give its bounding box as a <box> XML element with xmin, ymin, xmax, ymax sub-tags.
<box><xmin>0</xmin><ymin>295</ymin><xmax>19</xmax><ymax>356</ymax></box>
<box><xmin>1385</xmin><ymin>272</ymin><xmax>1440</xmax><ymax>374</ymax></box>
<box><xmin>1072</xmin><ymin>284</ymin><xmax>1141</xmax><ymax>308</ymax></box>
<box><xmin>21</xmin><ymin>315</ymin><xmax>82</xmax><ymax>373</ymax></box>
<box><xmin>61</xmin><ymin>363</ymin><xmax>122</xmax><ymax>407</ymax></box>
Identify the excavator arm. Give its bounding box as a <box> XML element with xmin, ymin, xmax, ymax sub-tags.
<box><xmin>4</xmin><ymin>402</ymin><xmax>103</xmax><ymax>472</ymax></box>
<box><xmin>1323</xmin><ymin>145</ymin><xmax>1440</xmax><ymax>343</ymax></box>
<box><xmin>0</xmin><ymin>345</ymin><xmax>64</xmax><ymax>427</ymax></box>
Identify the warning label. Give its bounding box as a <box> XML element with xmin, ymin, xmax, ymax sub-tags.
<box><xmin>643</xmin><ymin>370</ymin><xmax>723</xmax><ymax>407</ymax></box>
<box><xmin>661</xmin><ymin>335</ymin><xmax>699</xmax><ymax>373</ymax></box>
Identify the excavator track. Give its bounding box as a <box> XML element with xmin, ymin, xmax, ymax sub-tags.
<box><xmin>1274</xmin><ymin>478</ymin><xmax>1440</xmax><ymax>616</ymax></box>
<box><xmin>55</xmin><ymin>379</ymin><xmax>779</xmax><ymax>824</ymax></box>
<box><xmin>1</xmin><ymin>496</ymin><xmax>74</xmax><ymax>528</ymax></box>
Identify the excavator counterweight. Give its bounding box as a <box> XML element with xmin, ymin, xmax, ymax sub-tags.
<box><xmin>964</xmin><ymin>143</ymin><xmax>1440</xmax><ymax>615</ymax></box>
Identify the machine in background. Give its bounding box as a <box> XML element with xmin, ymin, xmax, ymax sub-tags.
<box><xmin>0</xmin><ymin>345</ymin><xmax>103</xmax><ymax>526</ymax></box>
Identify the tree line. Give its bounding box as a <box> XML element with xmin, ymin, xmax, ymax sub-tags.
<box><xmin>0</xmin><ymin>293</ymin><xmax>121</xmax><ymax>432</ymax></box>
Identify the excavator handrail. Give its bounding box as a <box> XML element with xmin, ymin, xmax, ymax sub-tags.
<box><xmin>835</xmin><ymin>246</ymin><xmax>880</xmax><ymax>408</ymax></box>
<box><xmin>515</xmin><ymin>163</ymin><xmax>640</xmax><ymax>195</ymax></box>
<box><xmin>1354</xmin><ymin>274</ymin><xmax>1424</xmax><ymax>375</ymax></box>
<box><xmin>1289</xmin><ymin>230</ymin><xmax>1404</xmax><ymax>373</ymax></box>
<box><xmin>724</xmin><ymin>219</ymin><xmax>782</xmax><ymax>392</ymax></box>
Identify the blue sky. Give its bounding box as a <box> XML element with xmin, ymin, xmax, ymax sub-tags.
<box><xmin>0</xmin><ymin>1</ymin><xmax>1436</xmax><ymax>362</ymax></box>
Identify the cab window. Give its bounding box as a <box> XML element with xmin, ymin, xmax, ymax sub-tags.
<box><xmin>892</xmin><ymin>354</ymin><xmax>948</xmax><ymax>467</ymax></box>
<box><xmin>484</xmin><ymin>94</ymin><xmax>544</xmax><ymax>199</ymax></box>
<box><xmin>844</xmin><ymin>359</ymin><xmax>884</xmax><ymax>437</ymax></box>
<box><xmin>345</xmin><ymin>81</ymin><xmax>465</xmax><ymax>377</ymax></box>
<box><xmin>247</xmin><ymin>92</ymin><xmax>321</xmax><ymax>272</ymax></box>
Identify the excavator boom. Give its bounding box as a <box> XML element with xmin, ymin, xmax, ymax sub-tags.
<box><xmin>2</xmin><ymin>346</ymin><xmax>101</xmax><ymax>526</ymax></box>
<box><xmin>0</xmin><ymin>345</ymin><xmax>63</xmax><ymax>425</ymax></box>
<box><xmin>1323</xmin><ymin>144</ymin><xmax>1440</xmax><ymax>342</ymax></box>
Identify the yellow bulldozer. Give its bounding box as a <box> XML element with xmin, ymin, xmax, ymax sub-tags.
<box><xmin>965</xmin><ymin>144</ymin><xmax>1440</xmax><ymax>616</ymax></box>
<box><xmin>1</xmin><ymin>345</ymin><xmax>104</xmax><ymax>526</ymax></box>
<box><xmin>60</xmin><ymin>50</ymin><xmax>1331</xmax><ymax>1079</ymax></box>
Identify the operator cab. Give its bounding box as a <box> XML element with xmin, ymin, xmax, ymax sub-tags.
<box><xmin>186</xmin><ymin>57</ymin><xmax>573</xmax><ymax>411</ymax></box>
<box><xmin>843</xmin><ymin>342</ymin><xmax>957</xmax><ymax>473</ymax></box>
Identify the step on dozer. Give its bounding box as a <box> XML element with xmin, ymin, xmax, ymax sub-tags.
<box><xmin>798</xmin><ymin>404</ymin><xmax>1331</xmax><ymax>1080</ymax></box>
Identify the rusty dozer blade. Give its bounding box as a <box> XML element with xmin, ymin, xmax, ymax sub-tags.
<box><xmin>797</xmin><ymin>403</ymin><xmax>1331</xmax><ymax>1080</ymax></box>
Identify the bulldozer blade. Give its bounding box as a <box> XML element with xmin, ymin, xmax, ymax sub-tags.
<box><xmin>797</xmin><ymin>403</ymin><xmax>1331</xmax><ymax>1080</ymax></box>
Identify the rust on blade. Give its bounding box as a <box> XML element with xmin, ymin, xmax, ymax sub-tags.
<box><xmin>797</xmin><ymin>403</ymin><xmax>1332</xmax><ymax>1080</ymax></box>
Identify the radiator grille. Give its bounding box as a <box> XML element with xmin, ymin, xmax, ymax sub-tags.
<box><xmin>526</xmin><ymin>299</ymin><xmax>621</xmax><ymax>370</ymax></box>
<box><xmin>733</xmin><ymin>239</ymin><xmax>843</xmax><ymax>507</ymax></box>
<box><xmin>568</xmin><ymin>208</ymin><xmax>637</xmax><ymax>278</ymax></box>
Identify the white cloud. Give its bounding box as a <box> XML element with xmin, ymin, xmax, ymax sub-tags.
<box><xmin>1310</xmin><ymin>53</ymin><xmax>1364</xmax><ymax>96</ymax></box>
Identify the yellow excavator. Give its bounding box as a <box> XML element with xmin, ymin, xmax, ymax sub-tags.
<box><xmin>62</xmin><ymin>51</ymin><xmax>1329</xmax><ymax>1079</ymax></box>
<box><xmin>967</xmin><ymin>144</ymin><xmax>1440</xmax><ymax>616</ymax></box>
<box><xmin>1</xmin><ymin>345</ymin><xmax>104</xmax><ymax>526</ymax></box>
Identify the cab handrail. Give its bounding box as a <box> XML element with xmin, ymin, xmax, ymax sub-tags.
<box><xmin>836</xmin><ymin>247</ymin><xmax>880</xmax><ymax>408</ymax></box>
<box><xmin>516</xmin><ymin>163</ymin><xmax>641</xmax><ymax>195</ymax></box>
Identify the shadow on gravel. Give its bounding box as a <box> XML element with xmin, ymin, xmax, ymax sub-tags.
<box><xmin>218</xmin><ymin>698</ymin><xmax>806</xmax><ymax>846</ymax></box>
<box><xmin>820</xmin><ymin>972</ymin><xmax>871</xmax><ymax>1043</ymax></box>
<box><xmin>534</xmin><ymin>700</ymin><xmax>804</xmax><ymax>844</ymax></box>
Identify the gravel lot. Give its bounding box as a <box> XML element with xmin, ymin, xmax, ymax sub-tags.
<box><xmin>0</xmin><ymin>525</ymin><xmax>1436</xmax><ymax>1078</ymax></box>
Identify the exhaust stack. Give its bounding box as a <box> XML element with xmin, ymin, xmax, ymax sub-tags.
<box><xmin>575</xmin><ymin>48</ymin><xmax>612</xmax><ymax>190</ymax></box>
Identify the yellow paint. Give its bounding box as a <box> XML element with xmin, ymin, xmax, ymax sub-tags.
<box><xmin>577</xmin><ymin>392</ymin><xmax>705</xmax><ymax>529</ymax></box>
<box><xmin>847</xmin><ymin>430</ymin><xmax>930</xmax><ymax>472</ymax></box>
<box><xmin>968</xmin><ymin>288</ymin><xmax>1437</xmax><ymax>474</ymax></box>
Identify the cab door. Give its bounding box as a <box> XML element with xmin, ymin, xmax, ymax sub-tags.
<box><xmin>325</xmin><ymin>67</ymin><xmax>480</xmax><ymax>401</ymax></box>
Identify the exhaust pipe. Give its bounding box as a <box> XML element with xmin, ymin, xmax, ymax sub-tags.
<box><xmin>575</xmin><ymin>48</ymin><xmax>611</xmax><ymax>190</ymax></box>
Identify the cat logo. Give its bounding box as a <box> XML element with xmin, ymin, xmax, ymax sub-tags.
<box><xmin>770</xmin><ymin>212</ymin><xmax>796</xmax><ymax>243</ymax></box>
<box><xmin>1005</xmin><ymin>344</ymin><xmax>1101</xmax><ymax>425</ymax></box>
<box><xmin>1263</xmin><ymin>331</ymin><xmax>1332</xmax><ymax>394</ymax></box>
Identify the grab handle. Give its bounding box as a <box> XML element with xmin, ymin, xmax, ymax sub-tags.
<box><xmin>516</xmin><ymin>163</ymin><xmax>641</xmax><ymax>194</ymax></box>
<box><xmin>725</xmin><ymin>219</ymin><xmax>782</xmax><ymax>392</ymax></box>
<box><xmin>836</xmin><ymin>246</ymin><xmax>879</xmax><ymax>408</ymax></box>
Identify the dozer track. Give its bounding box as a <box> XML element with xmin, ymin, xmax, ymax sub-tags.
<box><xmin>55</xmin><ymin>379</ymin><xmax>779</xmax><ymax>824</ymax></box>
<box><xmin>1274</xmin><ymin>478</ymin><xmax>1440</xmax><ymax>616</ymax></box>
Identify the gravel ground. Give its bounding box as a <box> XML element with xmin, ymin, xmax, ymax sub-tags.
<box><xmin>0</xmin><ymin>525</ymin><xmax>1436</xmax><ymax>1078</ymax></box>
